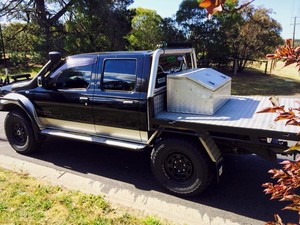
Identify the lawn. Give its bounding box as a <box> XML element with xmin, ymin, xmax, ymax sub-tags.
<box><xmin>0</xmin><ymin>66</ymin><xmax>40</xmax><ymax>79</ymax></box>
<box><xmin>0</xmin><ymin>167</ymin><xmax>167</xmax><ymax>225</ymax></box>
<box><xmin>223</xmin><ymin>61</ymin><xmax>300</xmax><ymax>96</ymax></box>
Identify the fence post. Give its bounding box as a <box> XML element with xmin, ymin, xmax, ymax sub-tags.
<box><xmin>264</xmin><ymin>61</ymin><xmax>268</xmax><ymax>74</ymax></box>
<box><xmin>270</xmin><ymin>60</ymin><xmax>273</xmax><ymax>74</ymax></box>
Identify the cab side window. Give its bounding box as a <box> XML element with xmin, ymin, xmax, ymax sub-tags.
<box><xmin>48</xmin><ymin>57</ymin><xmax>95</xmax><ymax>89</ymax></box>
<box><xmin>102</xmin><ymin>59</ymin><xmax>137</xmax><ymax>92</ymax></box>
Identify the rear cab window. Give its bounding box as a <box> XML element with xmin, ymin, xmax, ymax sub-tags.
<box><xmin>101</xmin><ymin>59</ymin><xmax>137</xmax><ymax>92</ymax></box>
<box><xmin>155</xmin><ymin>53</ymin><xmax>193</xmax><ymax>90</ymax></box>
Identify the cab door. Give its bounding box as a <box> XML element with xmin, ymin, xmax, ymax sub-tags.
<box><xmin>32</xmin><ymin>55</ymin><xmax>97</xmax><ymax>134</ymax></box>
<box><xmin>91</xmin><ymin>55</ymin><xmax>147</xmax><ymax>142</ymax></box>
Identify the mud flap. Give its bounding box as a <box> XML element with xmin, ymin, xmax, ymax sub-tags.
<box><xmin>198</xmin><ymin>130</ymin><xmax>223</xmax><ymax>181</ymax></box>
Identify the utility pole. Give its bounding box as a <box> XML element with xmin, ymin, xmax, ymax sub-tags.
<box><xmin>291</xmin><ymin>16</ymin><xmax>300</xmax><ymax>48</ymax></box>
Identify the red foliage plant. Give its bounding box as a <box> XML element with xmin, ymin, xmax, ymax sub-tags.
<box><xmin>256</xmin><ymin>95</ymin><xmax>300</xmax><ymax>224</ymax></box>
<box><xmin>266</xmin><ymin>39</ymin><xmax>300</xmax><ymax>71</ymax></box>
<box><xmin>262</xmin><ymin>160</ymin><xmax>300</xmax><ymax>225</ymax></box>
<box><xmin>263</xmin><ymin>37</ymin><xmax>300</xmax><ymax>223</ymax></box>
<box><xmin>198</xmin><ymin>0</ymin><xmax>254</xmax><ymax>19</ymax></box>
<box><xmin>257</xmin><ymin>97</ymin><xmax>300</xmax><ymax>224</ymax></box>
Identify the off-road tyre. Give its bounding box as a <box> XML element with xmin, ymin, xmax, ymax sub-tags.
<box><xmin>5</xmin><ymin>109</ymin><xmax>40</xmax><ymax>154</ymax></box>
<box><xmin>151</xmin><ymin>137</ymin><xmax>213</xmax><ymax>197</ymax></box>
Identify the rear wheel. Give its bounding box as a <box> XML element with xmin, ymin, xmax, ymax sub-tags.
<box><xmin>5</xmin><ymin>110</ymin><xmax>40</xmax><ymax>154</ymax></box>
<box><xmin>151</xmin><ymin>137</ymin><xmax>213</xmax><ymax>197</ymax></box>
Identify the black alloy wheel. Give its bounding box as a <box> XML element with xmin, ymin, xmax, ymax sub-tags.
<box><xmin>151</xmin><ymin>136</ymin><xmax>214</xmax><ymax>197</ymax></box>
<box><xmin>5</xmin><ymin>109</ymin><xmax>40</xmax><ymax>154</ymax></box>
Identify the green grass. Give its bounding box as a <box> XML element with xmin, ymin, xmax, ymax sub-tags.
<box><xmin>0</xmin><ymin>66</ymin><xmax>41</xmax><ymax>79</ymax></box>
<box><xmin>0</xmin><ymin>167</ymin><xmax>167</xmax><ymax>225</ymax></box>
<box><xmin>222</xmin><ymin>61</ymin><xmax>300</xmax><ymax>96</ymax></box>
<box><xmin>228</xmin><ymin>69</ymin><xmax>300</xmax><ymax>96</ymax></box>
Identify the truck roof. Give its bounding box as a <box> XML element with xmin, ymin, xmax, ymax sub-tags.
<box><xmin>68</xmin><ymin>50</ymin><xmax>154</xmax><ymax>58</ymax></box>
<box><xmin>67</xmin><ymin>46</ymin><xmax>196</xmax><ymax>59</ymax></box>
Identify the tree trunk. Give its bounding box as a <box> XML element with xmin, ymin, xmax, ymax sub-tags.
<box><xmin>33</xmin><ymin>0</ymin><xmax>76</xmax><ymax>58</ymax></box>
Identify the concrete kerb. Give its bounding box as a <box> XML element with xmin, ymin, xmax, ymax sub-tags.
<box><xmin>0</xmin><ymin>154</ymin><xmax>260</xmax><ymax>225</ymax></box>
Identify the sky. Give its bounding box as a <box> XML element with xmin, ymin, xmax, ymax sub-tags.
<box><xmin>129</xmin><ymin>0</ymin><xmax>300</xmax><ymax>40</ymax></box>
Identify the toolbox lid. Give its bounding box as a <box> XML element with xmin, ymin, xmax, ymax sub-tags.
<box><xmin>186</xmin><ymin>68</ymin><xmax>231</xmax><ymax>91</ymax></box>
<box><xmin>170</xmin><ymin>68</ymin><xmax>231</xmax><ymax>91</ymax></box>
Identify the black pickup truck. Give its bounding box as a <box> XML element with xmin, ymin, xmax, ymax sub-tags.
<box><xmin>0</xmin><ymin>44</ymin><xmax>299</xmax><ymax>196</ymax></box>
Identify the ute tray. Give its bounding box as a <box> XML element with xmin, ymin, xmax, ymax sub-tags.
<box><xmin>153</xmin><ymin>95</ymin><xmax>300</xmax><ymax>141</ymax></box>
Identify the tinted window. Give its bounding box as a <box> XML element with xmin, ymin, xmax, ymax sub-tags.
<box><xmin>48</xmin><ymin>57</ymin><xmax>95</xmax><ymax>89</ymax></box>
<box><xmin>158</xmin><ymin>54</ymin><xmax>192</xmax><ymax>73</ymax></box>
<box><xmin>154</xmin><ymin>54</ymin><xmax>192</xmax><ymax>89</ymax></box>
<box><xmin>102</xmin><ymin>59</ymin><xmax>137</xmax><ymax>91</ymax></box>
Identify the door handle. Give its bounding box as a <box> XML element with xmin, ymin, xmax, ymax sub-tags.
<box><xmin>123</xmin><ymin>100</ymin><xmax>134</xmax><ymax>104</ymax></box>
<box><xmin>80</xmin><ymin>96</ymin><xmax>90</xmax><ymax>103</ymax></box>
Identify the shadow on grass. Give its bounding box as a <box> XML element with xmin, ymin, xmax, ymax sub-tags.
<box><xmin>223</xmin><ymin>68</ymin><xmax>300</xmax><ymax>96</ymax></box>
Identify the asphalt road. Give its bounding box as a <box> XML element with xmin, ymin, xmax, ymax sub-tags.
<box><xmin>0</xmin><ymin>111</ymin><xmax>297</xmax><ymax>224</ymax></box>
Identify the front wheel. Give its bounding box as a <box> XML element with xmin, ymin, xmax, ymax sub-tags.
<box><xmin>151</xmin><ymin>137</ymin><xmax>213</xmax><ymax>197</ymax></box>
<box><xmin>5</xmin><ymin>110</ymin><xmax>40</xmax><ymax>154</ymax></box>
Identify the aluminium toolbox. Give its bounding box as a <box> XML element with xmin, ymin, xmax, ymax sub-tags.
<box><xmin>167</xmin><ymin>68</ymin><xmax>231</xmax><ymax>115</ymax></box>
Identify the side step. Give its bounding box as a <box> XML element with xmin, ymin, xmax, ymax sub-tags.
<box><xmin>41</xmin><ymin>129</ymin><xmax>147</xmax><ymax>150</ymax></box>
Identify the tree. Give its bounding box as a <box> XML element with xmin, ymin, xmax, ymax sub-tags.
<box><xmin>126</xmin><ymin>8</ymin><xmax>164</xmax><ymax>50</ymax></box>
<box><xmin>178</xmin><ymin>0</ymin><xmax>283</xmax><ymax>70</ymax></box>
<box><xmin>0</xmin><ymin>0</ymin><xmax>77</xmax><ymax>61</ymax></box>
<box><xmin>1</xmin><ymin>22</ymin><xmax>32</xmax><ymax>66</ymax></box>
<box><xmin>224</xmin><ymin>6</ymin><xmax>283</xmax><ymax>72</ymax></box>
<box><xmin>64</xmin><ymin>0</ymin><xmax>133</xmax><ymax>54</ymax></box>
<box><xmin>176</xmin><ymin>0</ymin><xmax>233</xmax><ymax>67</ymax></box>
<box><xmin>160</xmin><ymin>17</ymin><xmax>186</xmax><ymax>44</ymax></box>
<box><xmin>0</xmin><ymin>0</ymin><xmax>134</xmax><ymax>61</ymax></box>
